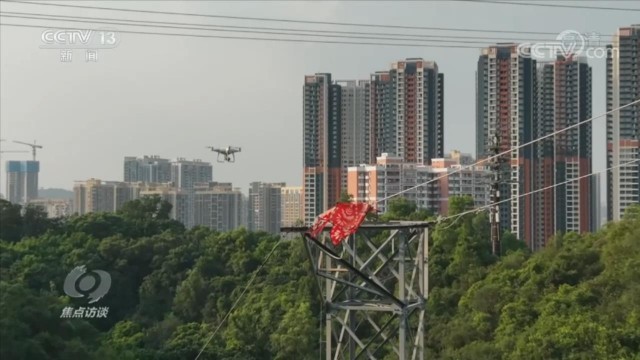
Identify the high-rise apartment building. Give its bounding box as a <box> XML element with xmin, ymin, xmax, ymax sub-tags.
<box><xmin>607</xmin><ymin>25</ymin><xmax>640</xmax><ymax>221</ymax></box>
<box><xmin>139</xmin><ymin>183</ymin><xmax>191</xmax><ymax>226</ymax></box>
<box><xmin>123</xmin><ymin>156</ymin><xmax>212</xmax><ymax>189</ymax></box>
<box><xmin>280</xmin><ymin>186</ymin><xmax>303</xmax><ymax>227</ymax></box>
<box><xmin>347</xmin><ymin>151</ymin><xmax>491</xmax><ymax>215</ymax></box>
<box><xmin>170</xmin><ymin>158</ymin><xmax>213</xmax><ymax>189</ymax></box>
<box><xmin>193</xmin><ymin>182</ymin><xmax>243</xmax><ymax>232</ymax></box>
<box><xmin>303</xmin><ymin>73</ymin><xmax>343</xmax><ymax>224</ymax></box>
<box><xmin>348</xmin><ymin>154</ymin><xmax>432</xmax><ymax>214</ymax></box>
<box><xmin>5</xmin><ymin>161</ymin><xmax>39</xmax><ymax>205</ymax></box>
<box><xmin>593</xmin><ymin>173</ymin><xmax>602</xmax><ymax>230</ymax></box>
<box><xmin>28</xmin><ymin>198</ymin><xmax>72</xmax><ymax>218</ymax></box>
<box><xmin>370</xmin><ymin>59</ymin><xmax>444</xmax><ymax>164</ymax></box>
<box><xmin>537</xmin><ymin>55</ymin><xmax>595</xmax><ymax>249</ymax></box>
<box><xmin>240</xmin><ymin>193</ymin><xmax>249</xmax><ymax>229</ymax></box>
<box><xmin>121</xmin><ymin>156</ymin><xmax>213</xmax><ymax>227</ymax></box>
<box><xmin>248</xmin><ymin>182</ymin><xmax>284</xmax><ymax>234</ymax></box>
<box><xmin>124</xmin><ymin>155</ymin><xmax>171</xmax><ymax>183</ymax></box>
<box><xmin>477</xmin><ymin>44</ymin><xmax>538</xmax><ymax>247</ymax></box>
<box><xmin>338</xmin><ymin>80</ymin><xmax>371</xmax><ymax>189</ymax></box>
<box><xmin>303</xmin><ymin>61</ymin><xmax>444</xmax><ymax>224</ymax></box>
<box><xmin>431</xmin><ymin>151</ymin><xmax>492</xmax><ymax>214</ymax></box>
<box><xmin>74</xmin><ymin>178</ymin><xmax>248</xmax><ymax>230</ymax></box>
<box><xmin>73</xmin><ymin>179</ymin><xmax>145</xmax><ymax>215</ymax></box>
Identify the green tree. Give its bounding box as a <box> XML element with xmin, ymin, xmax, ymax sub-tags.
<box><xmin>117</xmin><ymin>196</ymin><xmax>184</xmax><ymax>237</ymax></box>
<box><xmin>271</xmin><ymin>302</ymin><xmax>316</xmax><ymax>360</ymax></box>
<box><xmin>387</xmin><ymin>197</ymin><xmax>416</xmax><ymax>218</ymax></box>
<box><xmin>162</xmin><ymin>323</ymin><xmax>220</xmax><ymax>360</ymax></box>
<box><xmin>500</xmin><ymin>231</ymin><xmax>528</xmax><ymax>255</ymax></box>
<box><xmin>339</xmin><ymin>190</ymin><xmax>353</xmax><ymax>203</ymax></box>
<box><xmin>0</xmin><ymin>199</ymin><xmax>23</xmax><ymax>242</ymax></box>
<box><xmin>376</xmin><ymin>196</ymin><xmax>433</xmax><ymax>221</ymax></box>
<box><xmin>119</xmin><ymin>195</ymin><xmax>172</xmax><ymax>220</ymax></box>
<box><xmin>0</xmin><ymin>281</ymin><xmax>100</xmax><ymax>359</ymax></box>
<box><xmin>22</xmin><ymin>204</ymin><xmax>57</xmax><ymax>238</ymax></box>
<box><xmin>449</xmin><ymin>195</ymin><xmax>474</xmax><ymax>216</ymax></box>
<box><xmin>0</xmin><ymin>200</ymin><xmax>58</xmax><ymax>242</ymax></box>
<box><xmin>2</xmin><ymin>191</ymin><xmax>638</xmax><ymax>360</ymax></box>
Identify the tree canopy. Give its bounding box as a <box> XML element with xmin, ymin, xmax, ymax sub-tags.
<box><xmin>379</xmin><ymin>196</ymin><xmax>432</xmax><ymax>221</ymax></box>
<box><xmin>1</xmin><ymin>196</ymin><xmax>638</xmax><ymax>359</ymax></box>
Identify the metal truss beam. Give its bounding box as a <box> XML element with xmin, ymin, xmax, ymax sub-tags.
<box><xmin>296</xmin><ymin>223</ymin><xmax>431</xmax><ymax>360</ymax></box>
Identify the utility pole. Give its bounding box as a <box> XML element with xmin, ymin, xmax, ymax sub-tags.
<box><xmin>490</xmin><ymin>135</ymin><xmax>501</xmax><ymax>256</ymax></box>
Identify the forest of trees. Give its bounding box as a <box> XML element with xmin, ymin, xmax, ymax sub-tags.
<box><xmin>1</xmin><ymin>196</ymin><xmax>639</xmax><ymax>359</ymax></box>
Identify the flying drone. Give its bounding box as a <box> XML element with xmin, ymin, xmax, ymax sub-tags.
<box><xmin>207</xmin><ymin>145</ymin><xmax>241</xmax><ymax>163</ymax></box>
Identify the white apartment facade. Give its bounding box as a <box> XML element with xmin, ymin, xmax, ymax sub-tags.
<box><xmin>347</xmin><ymin>152</ymin><xmax>491</xmax><ymax>216</ymax></box>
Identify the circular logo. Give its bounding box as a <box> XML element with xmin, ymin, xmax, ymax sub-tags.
<box><xmin>556</xmin><ymin>30</ymin><xmax>586</xmax><ymax>57</ymax></box>
<box><xmin>63</xmin><ymin>265</ymin><xmax>111</xmax><ymax>304</ymax></box>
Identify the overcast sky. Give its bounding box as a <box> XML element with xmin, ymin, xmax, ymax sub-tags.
<box><xmin>1</xmin><ymin>0</ymin><xmax>638</xmax><ymax>195</ymax></box>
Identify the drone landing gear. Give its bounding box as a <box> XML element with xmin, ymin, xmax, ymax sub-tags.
<box><xmin>216</xmin><ymin>154</ymin><xmax>235</xmax><ymax>163</ymax></box>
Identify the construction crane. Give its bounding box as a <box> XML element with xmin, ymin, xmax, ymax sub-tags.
<box><xmin>0</xmin><ymin>148</ymin><xmax>29</xmax><ymax>164</ymax></box>
<box><xmin>0</xmin><ymin>140</ymin><xmax>28</xmax><ymax>160</ymax></box>
<box><xmin>13</xmin><ymin>140</ymin><xmax>43</xmax><ymax>161</ymax></box>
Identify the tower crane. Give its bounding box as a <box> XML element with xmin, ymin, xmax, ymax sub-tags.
<box><xmin>0</xmin><ymin>140</ymin><xmax>29</xmax><ymax>160</ymax></box>
<box><xmin>13</xmin><ymin>140</ymin><xmax>43</xmax><ymax>161</ymax></box>
<box><xmin>0</xmin><ymin>139</ymin><xmax>29</xmax><ymax>159</ymax></box>
<box><xmin>0</xmin><ymin>150</ymin><xmax>29</xmax><ymax>166</ymax></box>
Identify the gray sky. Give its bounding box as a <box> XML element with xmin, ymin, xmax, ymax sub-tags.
<box><xmin>1</xmin><ymin>1</ymin><xmax>638</xmax><ymax>195</ymax></box>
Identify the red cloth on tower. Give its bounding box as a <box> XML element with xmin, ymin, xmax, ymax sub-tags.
<box><xmin>306</xmin><ymin>202</ymin><xmax>373</xmax><ymax>246</ymax></box>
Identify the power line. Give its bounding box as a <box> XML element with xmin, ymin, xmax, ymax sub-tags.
<box><xmin>0</xmin><ymin>13</ymin><xmax>546</xmax><ymax>46</ymax></box>
<box><xmin>195</xmin><ymin>237</ymin><xmax>283</xmax><ymax>360</ymax></box>
<box><xmin>0</xmin><ymin>22</ymin><xmax>487</xmax><ymax>49</ymax></box>
<box><xmin>377</xmin><ymin>99</ymin><xmax>640</xmax><ymax>203</ymax></box>
<box><xmin>0</xmin><ymin>10</ymin><xmax>568</xmax><ymax>45</ymax></box>
<box><xmin>438</xmin><ymin>158</ymin><xmax>640</xmax><ymax>225</ymax></box>
<box><xmin>455</xmin><ymin>0</ymin><xmax>640</xmax><ymax>11</ymax></box>
<box><xmin>3</xmin><ymin>0</ymin><xmax>586</xmax><ymax>36</ymax></box>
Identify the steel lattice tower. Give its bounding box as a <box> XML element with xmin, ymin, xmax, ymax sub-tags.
<box><xmin>285</xmin><ymin>222</ymin><xmax>432</xmax><ymax>360</ymax></box>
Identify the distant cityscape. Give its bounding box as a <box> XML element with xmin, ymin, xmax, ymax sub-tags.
<box><xmin>3</xmin><ymin>154</ymin><xmax>303</xmax><ymax>233</ymax></box>
<box><xmin>2</xmin><ymin>24</ymin><xmax>638</xmax><ymax>248</ymax></box>
<box><xmin>301</xmin><ymin>25</ymin><xmax>638</xmax><ymax>251</ymax></box>
<box><xmin>3</xmin><ymin>150</ymin><xmax>495</xmax><ymax>235</ymax></box>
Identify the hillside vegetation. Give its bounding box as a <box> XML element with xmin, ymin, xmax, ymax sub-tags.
<box><xmin>0</xmin><ymin>197</ymin><xmax>638</xmax><ymax>359</ymax></box>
